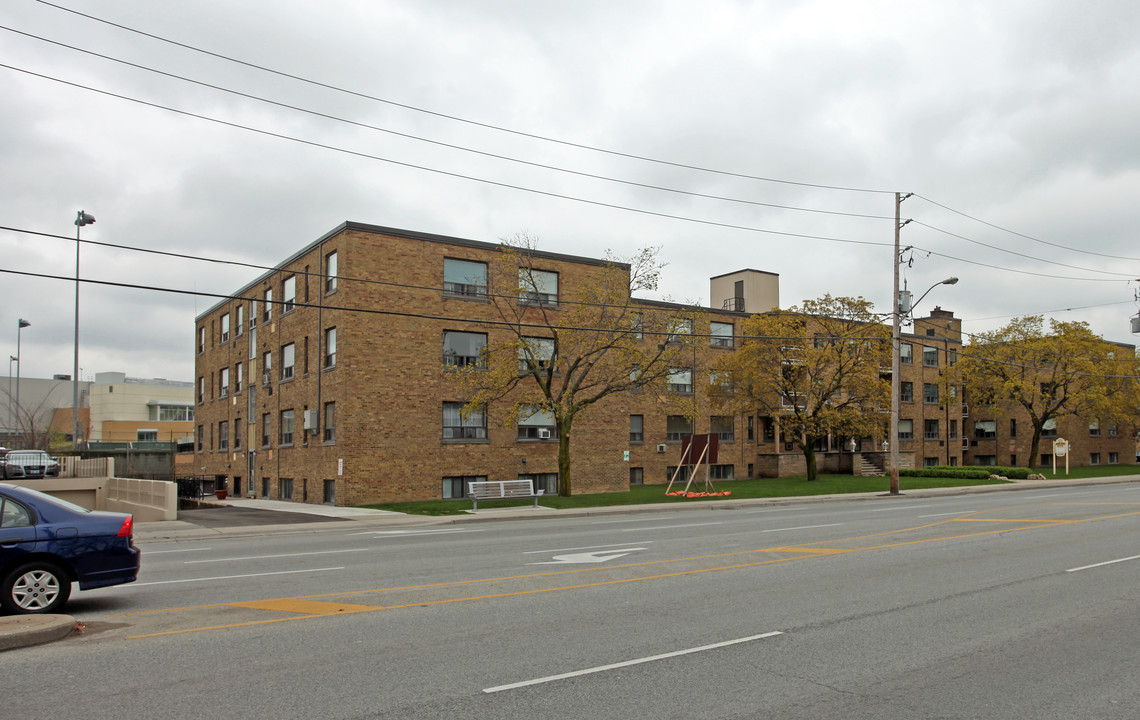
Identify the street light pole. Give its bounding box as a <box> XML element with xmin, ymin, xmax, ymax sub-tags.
<box><xmin>15</xmin><ymin>319</ymin><xmax>30</xmax><ymax>436</ymax></box>
<box><xmin>74</xmin><ymin>210</ymin><xmax>95</xmax><ymax>449</ymax></box>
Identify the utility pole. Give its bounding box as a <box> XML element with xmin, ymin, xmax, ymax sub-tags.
<box><xmin>890</xmin><ymin>192</ymin><xmax>912</xmax><ymax>495</ymax></box>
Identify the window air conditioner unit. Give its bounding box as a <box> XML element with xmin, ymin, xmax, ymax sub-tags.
<box><xmin>537</xmin><ymin>428</ymin><xmax>552</xmax><ymax>439</ymax></box>
<box><xmin>303</xmin><ymin>409</ymin><xmax>319</xmax><ymax>432</ymax></box>
<box><xmin>656</xmin><ymin>443</ymin><xmax>667</xmax><ymax>453</ymax></box>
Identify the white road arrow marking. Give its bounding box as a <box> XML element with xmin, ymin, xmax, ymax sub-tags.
<box><xmin>529</xmin><ymin>547</ymin><xmax>647</xmax><ymax>565</ymax></box>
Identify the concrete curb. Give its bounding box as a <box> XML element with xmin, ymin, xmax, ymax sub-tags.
<box><xmin>0</xmin><ymin>614</ymin><xmax>76</xmax><ymax>652</ymax></box>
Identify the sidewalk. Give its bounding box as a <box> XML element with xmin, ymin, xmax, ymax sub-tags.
<box><xmin>136</xmin><ymin>473</ymin><xmax>1140</xmax><ymax>543</ymax></box>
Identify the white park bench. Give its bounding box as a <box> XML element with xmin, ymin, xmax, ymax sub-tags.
<box><xmin>466</xmin><ymin>479</ymin><xmax>545</xmax><ymax>511</ymax></box>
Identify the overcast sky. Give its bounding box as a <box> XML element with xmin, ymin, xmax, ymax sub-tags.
<box><xmin>3</xmin><ymin>0</ymin><xmax>1140</xmax><ymax>382</ymax></box>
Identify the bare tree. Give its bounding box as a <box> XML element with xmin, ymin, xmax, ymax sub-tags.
<box><xmin>451</xmin><ymin>234</ymin><xmax>697</xmax><ymax>496</ymax></box>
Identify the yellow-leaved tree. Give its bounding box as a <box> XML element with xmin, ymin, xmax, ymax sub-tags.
<box><xmin>954</xmin><ymin>316</ymin><xmax>1139</xmax><ymax>468</ymax></box>
<box><xmin>710</xmin><ymin>295</ymin><xmax>891</xmax><ymax>481</ymax></box>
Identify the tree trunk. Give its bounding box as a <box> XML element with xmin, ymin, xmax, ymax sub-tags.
<box><xmin>1028</xmin><ymin>425</ymin><xmax>1042</xmax><ymax>471</ymax></box>
<box><xmin>802</xmin><ymin>439</ymin><xmax>818</xmax><ymax>481</ymax></box>
<box><xmin>557</xmin><ymin>416</ymin><xmax>573</xmax><ymax>496</ymax></box>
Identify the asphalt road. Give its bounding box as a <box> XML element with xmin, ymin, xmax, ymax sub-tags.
<box><xmin>5</xmin><ymin>483</ymin><xmax>1140</xmax><ymax>719</ymax></box>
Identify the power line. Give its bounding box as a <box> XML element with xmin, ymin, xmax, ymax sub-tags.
<box><xmin>34</xmin><ymin>0</ymin><xmax>897</xmax><ymax>197</ymax></box>
<box><xmin>1</xmin><ymin>25</ymin><xmax>894</xmax><ymax>223</ymax></box>
<box><xmin>909</xmin><ymin>220</ymin><xmax>1138</xmax><ymax>278</ymax></box>
<box><xmin>912</xmin><ymin>193</ymin><xmax>1140</xmax><ymax>262</ymax></box>
<box><xmin>0</xmin><ymin>62</ymin><xmax>895</xmax><ymax>251</ymax></box>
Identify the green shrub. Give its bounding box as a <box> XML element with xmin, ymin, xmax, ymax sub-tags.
<box><xmin>903</xmin><ymin>465</ymin><xmax>1030</xmax><ymax>480</ymax></box>
<box><xmin>900</xmin><ymin>468</ymin><xmax>991</xmax><ymax>480</ymax></box>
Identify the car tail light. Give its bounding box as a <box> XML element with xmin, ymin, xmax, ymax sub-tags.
<box><xmin>117</xmin><ymin>516</ymin><xmax>134</xmax><ymax>538</ymax></box>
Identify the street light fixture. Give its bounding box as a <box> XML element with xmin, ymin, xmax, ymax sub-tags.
<box><xmin>74</xmin><ymin>210</ymin><xmax>95</xmax><ymax>448</ymax></box>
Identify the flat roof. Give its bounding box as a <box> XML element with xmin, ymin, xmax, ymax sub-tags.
<box><xmin>197</xmin><ymin>222</ymin><xmax>628</xmax><ymax>321</ymax></box>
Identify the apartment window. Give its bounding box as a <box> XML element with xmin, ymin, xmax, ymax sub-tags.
<box><xmin>1042</xmin><ymin>418</ymin><xmax>1057</xmax><ymax>438</ymax></box>
<box><xmin>518</xmin><ymin>268</ymin><xmax>558</xmax><ymax>306</ymax></box>
<box><xmin>710</xmin><ymin>465</ymin><xmax>734</xmax><ymax>480</ymax></box>
<box><xmin>924</xmin><ymin>419</ymin><xmax>939</xmax><ymax>440</ymax></box>
<box><xmin>1089</xmin><ymin>420</ymin><xmax>1100</xmax><ymax>437</ymax></box>
<box><xmin>923</xmin><ymin>346</ymin><xmax>939</xmax><ymax>367</ymax></box>
<box><xmin>263</xmin><ymin>288</ymin><xmax>273</xmax><ymax>321</ymax></box>
<box><xmin>668</xmin><ymin>368</ymin><xmax>693</xmax><ymax>394</ymax></box>
<box><xmin>323</xmin><ymin>402</ymin><xmax>336</xmax><ymax>443</ymax></box>
<box><xmin>280</xmin><ymin>409</ymin><xmax>295</xmax><ymax>446</ymax></box>
<box><xmin>325</xmin><ymin>327</ymin><xmax>337</xmax><ymax>369</ymax></box>
<box><xmin>280</xmin><ymin>478</ymin><xmax>294</xmax><ymax>500</ymax></box>
<box><xmin>631</xmin><ymin>312</ymin><xmax>643</xmax><ymax>340</ymax></box>
<box><xmin>1108</xmin><ymin>424</ymin><xmax>1119</xmax><ymax>437</ymax></box>
<box><xmin>711</xmin><ymin>416</ymin><xmax>734</xmax><ymax>442</ymax></box>
<box><xmin>710</xmin><ymin>371</ymin><xmax>733</xmax><ymax>392</ymax></box>
<box><xmin>898</xmin><ymin>419</ymin><xmax>914</xmax><ymax>440</ymax></box>
<box><xmin>1090</xmin><ymin>452</ymin><xmax>1101</xmax><ymax>465</ymax></box>
<box><xmin>261</xmin><ymin>413</ymin><xmax>271</xmax><ymax>448</ymax></box>
<box><xmin>198</xmin><ymin>326</ymin><xmax>205</xmax><ymax>354</ymax></box>
<box><xmin>325</xmin><ymin>251</ymin><xmax>338</xmax><ymax>294</ymax></box>
<box><xmin>282</xmin><ymin>343</ymin><xmax>295</xmax><ymax>381</ymax></box>
<box><xmin>197</xmin><ymin>377</ymin><xmax>205</xmax><ymax>405</ymax></box>
<box><xmin>949</xmin><ymin>419</ymin><xmax>958</xmax><ymax>439</ymax></box>
<box><xmin>1040</xmin><ymin>453</ymin><xmax>1053</xmax><ymax>466</ymax></box>
<box><xmin>236</xmin><ymin>304</ymin><xmax>244</xmax><ymax>335</ymax></box>
<box><xmin>924</xmin><ymin>457</ymin><xmax>939</xmax><ymax>467</ymax></box>
<box><xmin>900</xmin><ymin>382</ymin><xmax>913</xmax><ymax>402</ymax></box>
<box><xmin>518</xmin><ymin>408</ymin><xmax>556</xmax><ymax>440</ymax></box>
<box><xmin>196</xmin><ymin>424</ymin><xmax>203</xmax><ymax>452</ymax></box>
<box><xmin>630</xmin><ymin>467</ymin><xmax>644</xmax><ymax>485</ymax></box>
<box><xmin>443</xmin><ymin>402</ymin><xmax>487</xmax><ymax>441</ymax></box>
<box><xmin>666</xmin><ymin>415</ymin><xmax>692</xmax><ymax>442</ymax></box>
<box><xmin>443</xmin><ymin>331</ymin><xmax>487</xmax><ymax>368</ymax></box>
<box><xmin>235</xmin><ymin>363</ymin><xmax>243</xmax><ymax>394</ymax></box>
<box><xmin>923</xmin><ymin>383</ymin><xmax>939</xmax><ymax>405</ymax></box>
<box><xmin>218</xmin><ymin>421</ymin><xmax>229</xmax><ymax>451</ymax></box>
<box><xmin>220</xmin><ymin>313</ymin><xmax>231</xmax><ymax>343</ymax></box>
<box><xmin>1010</xmin><ymin>419</ymin><xmax>1017</xmax><ymax>438</ymax></box>
<box><xmin>250</xmin><ymin>299</ymin><xmax>258</xmax><ymax>328</ymax></box>
<box><xmin>518</xmin><ymin>337</ymin><xmax>556</xmax><ymax>373</ymax></box>
<box><xmin>262</xmin><ymin>351</ymin><xmax>272</xmax><ymax>385</ymax></box>
<box><xmin>899</xmin><ymin>343</ymin><xmax>913</xmax><ymax>364</ymax></box>
<box><xmin>443</xmin><ymin>258</ymin><xmax>487</xmax><ymax>298</ymax></box>
<box><xmin>974</xmin><ymin>420</ymin><xmax>996</xmax><ymax>439</ymax></box>
<box><xmin>137</xmin><ymin>429</ymin><xmax>157</xmax><ymax>442</ymax></box>
<box><xmin>949</xmin><ymin>348</ymin><xmax>957</xmax><ymax>365</ymax></box>
<box><xmin>710</xmin><ymin>321</ymin><xmax>734</xmax><ymax>348</ymax></box>
<box><xmin>283</xmin><ymin>275</ymin><xmax>296</xmax><ymax>313</ymax></box>
<box><xmin>667</xmin><ymin>318</ymin><xmax>692</xmax><ymax>344</ymax></box>
<box><xmin>219</xmin><ymin>367</ymin><xmax>229</xmax><ymax>398</ymax></box>
<box><xmin>1109</xmin><ymin>452</ymin><xmax>1119</xmax><ymax>464</ymax></box>
<box><xmin>442</xmin><ymin>475</ymin><xmax>486</xmax><ymax>499</ymax></box>
<box><xmin>747</xmin><ymin>415</ymin><xmax>754</xmax><ymax>441</ymax></box>
<box><xmin>630</xmin><ymin>415</ymin><xmax>644</xmax><ymax>442</ymax></box>
<box><xmin>519</xmin><ymin>473</ymin><xmax>558</xmax><ymax>495</ymax></box>
<box><xmin>234</xmin><ymin>420</ymin><xmax>241</xmax><ymax>450</ymax></box>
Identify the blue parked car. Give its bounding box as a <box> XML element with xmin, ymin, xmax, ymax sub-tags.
<box><xmin>0</xmin><ymin>483</ymin><xmax>140</xmax><ymax>614</ymax></box>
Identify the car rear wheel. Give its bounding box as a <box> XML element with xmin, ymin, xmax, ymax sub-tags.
<box><xmin>1</xmin><ymin>563</ymin><xmax>72</xmax><ymax>614</ymax></box>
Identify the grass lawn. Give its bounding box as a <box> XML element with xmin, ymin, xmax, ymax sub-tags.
<box><xmin>362</xmin><ymin>471</ymin><xmax>1043</xmax><ymax>516</ymax></box>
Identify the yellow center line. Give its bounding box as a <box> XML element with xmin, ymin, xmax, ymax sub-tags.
<box><xmin>119</xmin><ymin>502</ymin><xmax>1140</xmax><ymax>639</ymax></box>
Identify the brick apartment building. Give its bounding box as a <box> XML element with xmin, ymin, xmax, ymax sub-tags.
<box><xmin>192</xmin><ymin>222</ymin><xmax>1128</xmax><ymax>506</ymax></box>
